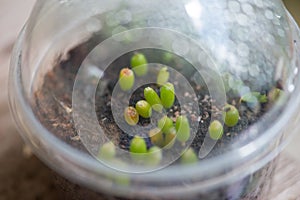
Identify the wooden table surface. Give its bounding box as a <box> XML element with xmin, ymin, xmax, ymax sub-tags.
<box><xmin>0</xmin><ymin>1</ymin><xmax>300</xmax><ymax>200</ymax></box>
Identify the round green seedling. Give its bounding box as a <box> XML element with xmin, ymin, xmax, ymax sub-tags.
<box><xmin>160</xmin><ymin>82</ymin><xmax>175</xmax><ymax>109</ymax></box>
<box><xmin>149</xmin><ymin>128</ymin><xmax>164</xmax><ymax>148</ymax></box>
<box><xmin>158</xmin><ymin>116</ymin><xmax>173</xmax><ymax>134</ymax></box>
<box><xmin>119</xmin><ymin>68</ymin><xmax>135</xmax><ymax>91</ymax></box>
<box><xmin>115</xmin><ymin>172</ymin><xmax>130</xmax><ymax>186</ymax></box>
<box><xmin>98</xmin><ymin>142</ymin><xmax>116</xmax><ymax>160</ymax></box>
<box><xmin>131</xmin><ymin>53</ymin><xmax>148</xmax><ymax>76</ymax></box>
<box><xmin>163</xmin><ymin>52</ymin><xmax>173</xmax><ymax>63</ymax></box>
<box><xmin>175</xmin><ymin>116</ymin><xmax>191</xmax><ymax>143</ymax></box>
<box><xmin>157</xmin><ymin>67</ymin><xmax>170</xmax><ymax>86</ymax></box>
<box><xmin>163</xmin><ymin>127</ymin><xmax>177</xmax><ymax>149</ymax></box>
<box><xmin>180</xmin><ymin>148</ymin><xmax>198</xmax><ymax>165</ymax></box>
<box><xmin>136</xmin><ymin>100</ymin><xmax>152</xmax><ymax>118</ymax></box>
<box><xmin>223</xmin><ymin>104</ymin><xmax>239</xmax><ymax>127</ymax></box>
<box><xmin>109</xmin><ymin>159</ymin><xmax>130</xmax><ymax>186</ymax></box>
<box><xmin>130</xmin><ymin>136</ymin><xmax>148</xmax><ymax>163</ymax></box>
<box><xmin>124</xmin><ymin>106</ymin><xmax>139</xmax><ymax>126</ymax></box>
<box><xmin>146</xmin><ymin>146</ymin><xmax>162</xmax><ymax>166</ymax></box>
<box><xmin>130</xmin><ymin>136</ymin><xmax>147</xmax><ymax>154</ymax></box>
<box><xmin>144</xmin><ymin>87</ymin><xmax>163</xmax><ymax>112</ymax></box>
<box><xmin>209</xmin><ymin>120</ymin><xmax>224</xmax><ymax>140</ymax></box>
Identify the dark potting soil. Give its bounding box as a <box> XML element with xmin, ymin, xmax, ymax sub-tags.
<box><xmin>33</xmin><ymin>43</ymin><xmax>275</xmax><ymax>200</ymax></box>
<box><xmin>34</xmin><ymin>46</ymin><xmax>267</xmax><ymax>158</ymax></box>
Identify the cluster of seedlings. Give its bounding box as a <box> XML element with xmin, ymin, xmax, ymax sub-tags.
<box><xmin>98</xmin><ymin>52</ymin><xmax>284</xmax><ymax>167</ymax></box>
<box><xmin>98</xmin><ymin>52</ymin><xmax>199</xmax><ymax>166</ymax></box>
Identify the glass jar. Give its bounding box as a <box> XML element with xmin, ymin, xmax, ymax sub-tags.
<box><xmin>9</xmin><ymin>0</ymin><xmax>300</xmax><ymax>199</ymax></box>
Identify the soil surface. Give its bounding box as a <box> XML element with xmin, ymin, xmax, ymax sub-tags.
<box><xmin>34</xmin><ymin>46</ymin><xmax>267</xmax><ymax>159</ymax></box>
<box><xmin>33</xmin><ymin>44</ymin><xmax>273</xmax><ymax>200</ymax></box>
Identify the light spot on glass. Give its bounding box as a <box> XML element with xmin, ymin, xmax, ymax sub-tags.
<box><xmin>185</xmin><ymin>0</ymin><xmax>203</xmax><ymax>19</ymax></box>
<box><xmin>265</xmin><ymin>10</ymin><xmax>274</xmax><ymax>20</ymax></box>
<box><xmin>228</xmin><ymin>1</ymin><xmax>241</xmax><ymax>13</ymax></box>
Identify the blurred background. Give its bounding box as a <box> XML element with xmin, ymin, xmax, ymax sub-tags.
<box><xmin>0</xmin><ymin>0</ymin><xmax>299</xmax><ymax>199</ymax></box>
